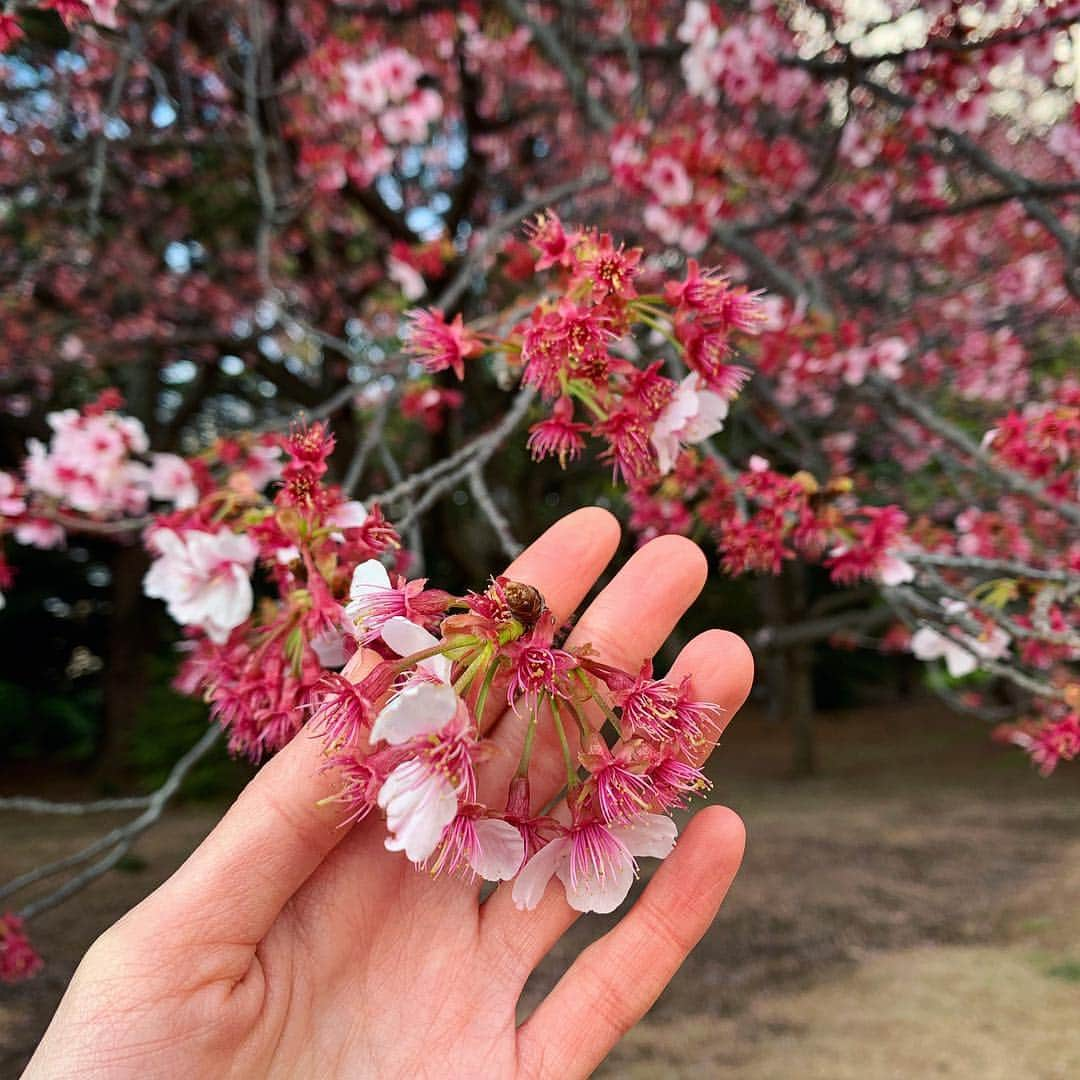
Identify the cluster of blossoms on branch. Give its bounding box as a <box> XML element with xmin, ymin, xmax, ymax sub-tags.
<box><xmin>0</xmin><ymin>390</ymin><xmax>282</xmax><ymax>608</ymax></box>
<box><xmin>314</xmin><ymin>567</ymin><xmax>716</xmax><ymax>913</ymax></box>
<box><xmin>406</xmin><ymin>212</ymin><xmax>764</xmax><ymax>488</ymax></box>
<box><xmin>155</xmin><ymin>423</ymin><xmax>397</xmax><ymax>760</ymax></box>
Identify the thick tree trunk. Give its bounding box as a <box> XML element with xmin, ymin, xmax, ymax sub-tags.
<box><xmin>758</xmin><ymin>562</ymin><xmax>817</xmax><ymax>777</ymax></box>
<box><xmin>97</xmin><ymin>542</ymin><xmax>151</xmax><ymax>786</ymax></box>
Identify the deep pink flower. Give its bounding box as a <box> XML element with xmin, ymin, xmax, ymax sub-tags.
<box><xmin>579</xmin><ymin>736</ymin><xmax>658</xmax><ymax>824</ymax></box>
<box><xmin>578</xmin><ymin>234</ymin><xmax>642</xmax><ymax>301</ymax></box>
<box><xmin>598</xmin><ymin>408</ymin><xmax>657</xmax><ymax>487</ymax></box>
<box><xmin>0</xmin><ymin>913</ymin><xmax>42</xmax><ymax>983</ymax></box>
<box><xmin>649</xmin><ymin>755</ymin><xmax>712</xmax><ymax>810</ymax></box>
<box><xmin>504</xmin><ymin>614</ymin><xmax>577</xmax><ymax>705</ymax></box>
<box><xmin>404</xmin><ymin>308</ymin><xmax>482</xmax><ymax>380</ymax></box>
<box><xmin>527</xmin><ymin>397</ymin><xmax>589</xmax><ymax>466</ymax></box>
<box><xmin>521</xmin><ymin>301</ymin><xmax>613</xmax><ymax>397</ymax></box>
<box><xmin>1001</xmin><ymin>712</ymin><xmax>1080</xmax><ymax>776</ymax></box>
<box><xmin>322</xmin><ymin>746</ymin><xmax>408</xmax><ymax>825</ymax></box>
<box><xmin>626</xmin><ymin>362</ymin><xmax>677</xmax><ymax>421</ymax></box>
<box><xmin>525</xmin><ymin>209</ymin><xmax>574</xmax><ymax>271</ymax></box>
<box><xmin>0</xmin><ymin>16</ymin><xmax>24</xmax><ymax>52</ymax></box>
<box><xmin>618</xmin><ymin>665</ymin><xmax>719</xmax><ymax>749</ymax></box>
<box><xmin>308</xmin><ymin>672</ymin><xmax>377</xmax><ymax>747</ymax></box>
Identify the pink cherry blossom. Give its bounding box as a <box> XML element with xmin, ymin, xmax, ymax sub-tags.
<box><xmin>143</xmin><ymin>527</ymin><xmax>259</xmax><ymax>643</ymax></box>
<box><xmin>428</xmin><ymin>811</ymin><xmax>525</xmax><ymax>881</ymax></box>
<box><xmin>148</xmin><ymin>453</ymin><xmax>199</xmax><ymax>509</ymax></box>
<box><xmin>650</xmin><ymin>374</ymin><xmax>729</xmax><ymax>475</ymax></box>
<box><xmin>512</xmin><ymin>811</ymin><xmax>677</xmax><ymax>914</ymax></box>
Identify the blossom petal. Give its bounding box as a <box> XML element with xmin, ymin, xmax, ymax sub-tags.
<box><xmin>944</xmin><ymin>642</ymin><xmax>978</xmax><ymax>678</ymax></box>
<box><xmin>350</xmin><ymin>559</ymin><xmax>392</xmax><ymax>599</ymax></box>
<box><xmin>378</xmin><ymin>760</ymin><xmax>459</xmax><ymax>863</ymax></box>
<box><xmin>382</xmin><ymin>615</ymin><xmax>452</xmax><ymax>683</ymax></box>
<box><xmin>512</xmin><ymin>837</ymin><xmax>568</xmax><ymax>911</ymax></box>
<box><xmin>370</xmin><ymin>681</ymin><xmax>458</xmax><ymax>745</ymax></box>
<box><xmin>909</xmin><ymin>626</ymin><xmax>945</xmax><ymax>662</ymax></box>
<box><xmin>611</xmin><ymin>812</ymin><xmax>678</xmax><ymax>859</ymax></box>
<box><xmin>556</xmin><ymin>854</ymin><xmax>635</xmax><ymax>914</ymax></box>
<box><xmin>471</xmin><ymin>819</ymin><xmax>526</xmax><ymax>881</ymax></box>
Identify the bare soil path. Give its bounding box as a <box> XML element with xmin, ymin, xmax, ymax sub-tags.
<box><xmin>3</xmin><ymin>702</ymin><xmax>1079</xmax><ymax>1078</ymax></box>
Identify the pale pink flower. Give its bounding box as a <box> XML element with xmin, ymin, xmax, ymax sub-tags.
<box><xmin>644</xmin><ymin>156</ymin><xmax>693</xmax><ymax>206</ymax></box>
<box><xmin>373</xmin><ymin>685</ymin><xmax>473</xmax><ymax>863</ymax></box>
<box><xmin>0</xmin><ymin>472</ymin><xmax>26</xmax><ymax>517</ymax></box>
<box><xmin>342</xmin><ymin>59</ymin><xmax>388</xmax><ymax>113</ymax></box>
<box><xmin>512</xmin><ymin>812</ymin><xmax>677</xmax><ymax>914</ymax></box>
<box><xmin>910</xmin><ymin>601</ymin><xmax>1011</xmax><ymax>678</ymax></box>
<box><xmin>148</xmin><ymin>453</ymin><xmax>199</xmax><ymax>509</ymax></box>
<box><xmin>370</xmin><ymin>680</ymin><xmax>458</xmax><ymax>745</ymax></box>
<box><xmin>377</xmin><ymin>47</ymin><xmax>424</xmax><ymax>102</ymax></box>
<box><xmin>379</xmin><ymin>104</ymin><xmax>428</xmax><ymax>144</ymax></box>
<box><xmin>650</xmin><ymin>374</ymin><xmax>729</xmax><ymax>475</ymax></box>
<box><xmin>24</xmin><ymin>410</ymin><xmax>151</xmax><ymax>517</ymax></box>
<box><xmin>143</xmin><ymin>527</ymin><xmax>258</xmax><ymax>643</ymax></box>
<box><xmin>13</xmin><ymin>520</ymin><xmax>65</xmax><ymax>549</ymax></box>
<box><xmin>378</xmin><ymin>756</ymin><xmax>461</xmax><ymax>863</ymax></box>
<box><xmin>242</xmin><ymin>443</ymin><xmax>283</xmax><ymax>490</ymax></box>
<box><xmin>346</xmin><ymin>560</ymin><xmax>406</xmax><ymax>642</ymax></box>
<box><xmin>428</xmin><ymin>812</ymin><xmax>525</xmax><ymax>881</ymax></box>
<box><xmin>327</xmin><ymin>500</ymin><xmax>369</xmax><ymax>540</ymax></box>
<box><xmin>388</xmin><ymin>256</ymin><xmax>427</xmax><ymax>300</ymax></box>
<box><xmin>878</xmin><ymin>554</ymin><xmax>915</xmax><ymax>587</ymax></box>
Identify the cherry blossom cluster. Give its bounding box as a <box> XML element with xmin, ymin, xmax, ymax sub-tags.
<box><xmin>0</xmin><ymin>392</ymin><xmax>283</xmax><ymax>605</ymax></box>
<box><xmin>313</xmin><ymin>570</ymin><xmax>718</xmax><ymax>912</ymax></box>
<box><xmin>0</xmin><ymin>912</ymin><xmax>41</xmax><ymax>984</ymax></box>
<box><xmin>405</xmin><ymin>213</ymin><xmax>765</xmax><ymax>489</ymax></box>
<box><xmin>293</xmin><ymin>37</ymin><xmax>442</xmax><ymax>191</ymax></box>
<box><xmin>159</xmin><ymin>423</ymin><xmax>399</xmax><ymax>759</ymax></box>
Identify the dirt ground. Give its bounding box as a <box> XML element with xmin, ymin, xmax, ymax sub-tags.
<box><xmin>2</xmin><ymin>701</ymin><xmax>1080</xmax><ymax>1078</ymax></box>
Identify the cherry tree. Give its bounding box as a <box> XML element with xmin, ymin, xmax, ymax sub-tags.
<box><xmin>2</xmin><ymin>0</ymin><xmax>1079</xmax><ymax>979</ymax></box>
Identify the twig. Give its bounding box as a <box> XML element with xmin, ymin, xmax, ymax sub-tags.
<box><xmin>1</xmin><ymin>726</ymin><xmax>221</xmax><ymax>914</ymax></box>
<box><xmin>433</xmin><ymin>172</ymin><xmax>609</xmax><ymax>312</ymax></box>
<box><xmin>0</xmin><ymin>795</ymin><xmax>151</xmax><ymax>814</ymax></box>
<box><xmin>468</xmin><ymin>464</ymin><xmax>523</xmax><ymax>559</ymax></box>
<box><xmin>343</xmin><ymin>392</ymin><xmax>393</xmax><ymax>497</ymax></box>
<box><xmin>244</xmin><ymin>0</ymin><xmax>278</xmax><ymax>291</ymax></box>
<box><xmin>905</xmin><ymin>552</ymin><xmax>1076</xmax><ymax>584</ymax></box>
<box><xmin>498</xmin><ymin>0</ymin><xmax>615</xmax><ymax>130</ymax></box>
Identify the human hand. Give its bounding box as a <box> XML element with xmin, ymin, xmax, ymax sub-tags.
<box><xmin>26</xmin><ymin>508</ymin><xmax>753</xmax><ymax>1079</ymax></box>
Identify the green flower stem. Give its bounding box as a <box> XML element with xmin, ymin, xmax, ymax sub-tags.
<box><xmin>474</xmin><ymin>654</ymin><xmax>502</xmax><ymax>727</ymax></box>
<box><xmin>635</xmin><ymin>310</ymin><xmax>683</xmax><ymax>352</ymax></box>
<box><xmin>567</xmin><ymin>695</ymin><xmax>593</xmax><ymax>743</ymax></box>
<box><xmin>391</xmin><ymin>635</ymin><xmax>481</xmax><ymax>673</ymax></box>
<box><xmin>550</xmin><ymin>697</ymin><xmax>579</xmax><ymax>791</ymax></box>
<box><xmin>577</xmin><ymin>669</ymin><xmax>624</xmax><ymax>739</ymax></box>
<box><xmin>453</xmin><ymin>645</ymin><xmax>491</xmax><ymax>696</ymax></box>
<box><xmin>515</xmin><ymin>710</ymin><xmax>539</xmax><ymax>779</ymax></box>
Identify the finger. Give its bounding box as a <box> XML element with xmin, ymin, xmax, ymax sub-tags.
<box><xmin>515</xmin><ymin>805</ymin><xmax>746</xmax><ymax>1080</ymax></box>
<box><xmin>479</xmin><ymin>628</ymin><xmax>752</xmax><ymax>980</ymax></box>
<box><xmin>143</xmin><ymin>648</ymin><xmax>379</xmax><ymax>947</ymax></box>
<box><xmin>473</xmin><ymin>506</ymin><xmax>622</xmax><ymax>733</ymax></box>
<box><xmin>479</xmin><ymin>534</ymin><xmax>709</xmax><ymax>810</ymax></box>
<box><xmin>503</xmin><ymin>506</ymin><xmax>622</xmax><ymax>627</ymax></box>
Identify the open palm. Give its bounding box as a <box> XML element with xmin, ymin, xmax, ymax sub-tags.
<box><xmin>26</xmin><ymin>508</ymin><xmax>753</xmax><ymax>1080</ymax></box>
